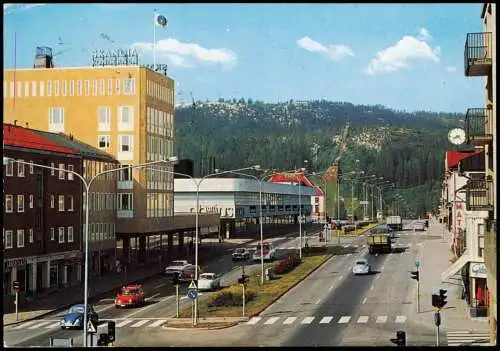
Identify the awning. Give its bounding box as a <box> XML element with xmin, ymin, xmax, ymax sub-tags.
<box><xmin>441</xmin><ymin>252</ymin><xmax>472</xmax><ymax>282</ymax></box>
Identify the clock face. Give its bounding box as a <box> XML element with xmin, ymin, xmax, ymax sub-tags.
<box><xmin>448</xmin><ymin>128</ymin><xmax>466</xmax><ymax>145</ymax></box>
<box><xmin>156</xmin><ymin>15</ymin><xmax>167</xmax><ymax>27</ymax></box>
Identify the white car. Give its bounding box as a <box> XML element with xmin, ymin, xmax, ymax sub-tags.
<box><xmin>197</xmin><ymin>273</ymin><xmax>222</xmax><ymax>291</ymax></box>
<box><xmin>352</xmin><ymin>259</ymin><xmax>371</xmax><ymax>275</ymax></box>
<box><xmin>164</xmin><ymin>260</ymin><xmax>190</xmax><ymax>276</ymax></box>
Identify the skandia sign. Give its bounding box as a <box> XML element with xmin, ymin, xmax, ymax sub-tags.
<box><xmin>470</xmin><ymin>263</ymin><xmax>487</xmax><ymax>278</ymax></box>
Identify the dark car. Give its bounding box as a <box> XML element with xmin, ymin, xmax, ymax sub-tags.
<box><xmin>60</xmin><ymin>304</ymin><xmax>99</xmax><ymax>330</ymax></box>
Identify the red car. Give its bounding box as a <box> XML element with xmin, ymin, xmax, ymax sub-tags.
<box><xmin>114</xmin><ymin>284</ymin><xmax>145</xmax><ymax>308</ymax></box>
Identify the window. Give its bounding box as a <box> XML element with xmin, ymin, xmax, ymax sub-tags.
<box><xmin>58</xmin><ymin>163</ymin><xmax>65</xmax><ymax>179</ymax></box>
<box><xmin>107</xmin><ymin>79</ymin><xmax>113</xmax><ymax>96</ymax></box>
<box><xmin>17</xmin><ymin>195</ymin><xmax>24</xmax><ymax>212</ymax></box>
<box><xmin>58</xmin><ymin>195</ymin><xmax>65</xmax><ymax>212</ymax></box>
<box><xmin>29</xmin><ymin>194</ymin><xmax>34</xmax><ymax>208</ymax></box>
<box><xmin>9</xmin><ymin>81</ymin><xmax>15</xmax><ymax>97</ymax></box>
<box><xmin>17</xmin><ymin>229</ymin><xmax>25</xmax><ymax>248</ymax></box>
<box><xmin>24</xmin><ymin>81</ymin><xmax>30</xmax><ymax>97</ymax></box>
<box><xmin>119</xmin><ymin>164</ymin><xmax>133</xmax><ymax>181</ymax></box>
<box><xmin>118</xmin><ymin>106</ymin><xmax>134</xmax><ymax>130</ymax></box>
<box><xmin>17</xmin><ymin>160</ymin><xmax>25</xmax><ymax>177</ymax></box>
<box><xmin>29</xmin><ymin>229</ymin><xmax>34</xmax><ymax>243</ymax></box>
<box><xmin>123</xmin><ymin>78</ymin><xmax>134</xmax><ymax>95</ymax></box>
<box><xmin>68</xmin><ymin>195</ymin><xmax>74</xmax><ymax>211</ymax></box>
<box><xmin>5</xmin><ymin>159</ymin><xmax>14</xmax><ymax>176</ymax></box>
<box><xmin>31</xmin><ymin>81</ymin><xmax>37</xmax><ymax>96</ymax></box>
<box><xmin>117</xmin><ymin>193</ymin><xmax>133</xmax><ymax>210</ymax></box>
<box><xmin>85</xmin><ymin>80</ymin><xmax>90</xmax><ymax>96</ymax></box>
<box><xmin>50</xmin><ymin>162</ymin><xmax>55</xmax><ymax>175</ymax></box>
<box><xmin>29</xmin><ymin>161</ymin><xmax>34</xmax><ymax>174</ymax></box>
<box><xmin>17</xmin><ymin>81</ymin><xmax>22</xmax><ymax>97</ymax></box>
<box><xmin>50</xmin><ymin>195</ymin><xmax>55</xmax><ymax>208</ymax></box>
<box><xmin>47</xmin><ymin>80</ymin><xmax>52</xmax><ymax>96</ymax></box>
<box><xmin>39</xmin><ymin>81</ymin><xmax>45</xmax><ymax>96</ymax></box>
<box><xmin>5</xmin><ymin>195</ymin><xmax>13</xmax><ymax>213</ymax></box>
<box><xmin>67</xmin><ymin>164</ymin><xmax>74</xmax><ymax>180</ymax></box>
<box><xmin>116</xmin><ymin>79</ymin><xmax>121</xmax><ymax>95</ymax></box>
<box><xmin>48</xmin><ymin>107</ymin><xmax>65</xmax><ymax>133</ymax></box>
<box><xmin>98</xmin><ymin>106</ymin><xmax>111</xmax><ymax>131</ymax></box>
<box><xmin>69</xmin><ymin>80</ymin><xmax>74</xmax><ymax>96</ymax></box>
<box><xmin>54</xmin><ymin>80</ymin><xmax>60</xmax><ymax>96</ymax></box>
<box><xmin>100</xmin><ymin>79</ymin><xmax>105</xmax><ymax>95</ymax></box>
<box><xmin>67</xmin><ymin>227</ymin><xmax>74</xmax><ymax>242</ymax></box>
<box><xmin>98</xmin><ymin>135</ymin><xmax>111</xmax><ymax>148</ymax></box>
<box><xmin>5</xmin><ymin>230</ymin><xmax>13</xmax><ymax>249</ymax></box>
<box><xmin>119</xmin><ymin>135</ymin><xmax>133</xmax><ymax>152</ymax></box>
<box><xmin>93</xmin><ymin>80</ymin><xmax>98</xmax><ymax>96</ymax></box>
<box><xmin>77</xmin><ymin>80</ymin><xmax>82</xmax><ymax>96</ymax></box>
<box><xmin>50</xmin><ymin>228</ymin><xmax>55</xmax><ymax>241</ymax></box>
<box><xmin>62</xmin><ymin>80</ymin><xmax>67</xmax><ymax>96</ymax></box>
<box><xmin>58</xmin><ymin>227</ymin><xmax>65</xmax><ymax>243</ymax></box>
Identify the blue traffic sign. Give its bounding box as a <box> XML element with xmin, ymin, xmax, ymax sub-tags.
<box><xmin>415</xmin><ymin>261</ymin><xmax>420</xmax><ymax>268</ymax></box>
<box><xmin>187</xmin><ymin>288</ymin><xmax>198</xmax><ymax>300</ymax></box>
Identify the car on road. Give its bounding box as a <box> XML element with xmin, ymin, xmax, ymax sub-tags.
<box><xmin>253</xmin><ymin>241</ymin><xmax>276</xmax><ymax>261</ymax></box>
<box><xmin>232</xmin><ymin>248</ymin><xmax>251</xmax><ymax>261</ymax></box>
<box><xmin>165</xmin><ymin>260</ymin><xmax>191</xmax><ymax>276</ymax></box>
<box><xmin>352</xmin><ymin>259</ymin><xmax>371</xmax><ymax>275</ymax></box>
<box><xmin>60</xmin><ymin>303</ymin><xmax>99</xmax><ymax>330</ymax></box>
<box><xmin>197</xmin><ymin>273</ymin><xmax>222</xmax><ymax>291</ymax></box>
<box><xmin>413</xmin><ymin>222</ymin><xmax>426</xmax><ymax>231</ymax></box>
<box><xmin>178</xmin><ymin>265</ymin><xmax>202</xmax><ymax>282</ymax></box>
<box><xmin>114</xmin><ymin>284</ymin><xmax>145</xmax><ymax>308</ymax></box>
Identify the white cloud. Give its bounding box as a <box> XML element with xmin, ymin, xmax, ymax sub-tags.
<box><xmin>445</xmin><ymin>65</ymin><xmax>457</xmax><ymax>73</ymax></box>
<box><xmin>417</xmin><ymin>27</ymin><xmax>432</xmax><ymax>42</ymax></box>
<box><xmin>4</xmin><ymin>3</ymin><xmax>46</xmax><ymax>13</ymax></box>
<box><xmin>297</xmin><ymin>36</ymin><xmax>354</xmax><ymax>61</ymax></box>
<box><xmin>131</xmin><ymin>38</ymin><xmax>236</xmax><ymax>67</ymax></box>
<box><xmin>366</xmin><ymin>33</ymin><xmax>440</xmax><ymax>75</ymax></box>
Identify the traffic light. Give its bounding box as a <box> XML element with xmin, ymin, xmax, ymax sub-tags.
<box><xmin>410</xmin><ymin>270</ymin><xmax>419</xmax><ymax>281</ymax></box>
<box><xmin>438</xmin><ymin>289</ymin><xmax>447</xmax><ymax>308</ymax></box>
<box><xmin>12</xmin><ymin>280</ymin><xmax>21</xmax><ymax>293</ymax></box>
<box><xmin>431</xmin><ymin>293</ymin><xmax>440</xmax><ymax>308</ymax></box>
<box><xmin>238</xmin><ymin>274</ymin><xmax>249</xmax><ymax>284</ymax></box>
<box><xmin>390</xmin><ymin>330</ymin><xmax>406</xmax><ymax>346</ymax></box>
<box><xmin>97</xmin><ymin>333</ymin><xmax>109</xmax><ymax>346</ymax></box>
<box><xmin>107</xmin><ymin>321</ymin><xmax>116</xmax><ymax>343</ymax></box>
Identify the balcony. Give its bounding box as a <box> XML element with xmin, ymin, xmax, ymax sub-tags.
<box><xmin>465</xmin><ymin>178</ymin><xmax>494</xmax><ymax>211</ymax></box>
<box><xmin>465</xmin><ymin>108</ymin><xmax>494</xmax><ymax>145</ymax></box>
<box><xmin>464</xmin><ymin>32</ymin><xmax>492</xmax><ymax>76</ymax></box>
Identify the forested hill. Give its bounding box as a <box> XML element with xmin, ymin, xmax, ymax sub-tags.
<box><xmin>174</xmin><ymin>99</ymin><xmax>464</xmax><ymax>215</ymax></box>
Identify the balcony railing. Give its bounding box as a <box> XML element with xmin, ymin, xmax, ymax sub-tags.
<box><xmin>464</xmin><ymin>32</ymin><xmax>492</xmax><ymax>76</ymax></box>
<box><xmin>465</xmin><ymin>108</ymin><xmax>494</xmax><ymax>145</ymax></box>
<box><xmin>465</xmin><ymin>178</ymin><xmax>494</xmax><ymax>211</ymax></box>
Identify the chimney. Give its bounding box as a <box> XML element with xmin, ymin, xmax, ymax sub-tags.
<box><xmin>69</xmin><ymin>134</ymin><xmax>74</xmax><ymax>140</ymax></box>
<box><xmin>26</xmin><ymin>122</ymin><xmax>29</xmax><ymax>128</ymax></box>
<box><xmin>14</xmin><ymin>120</ymin><xmax>17</xmax><ymax>126</ymax></box>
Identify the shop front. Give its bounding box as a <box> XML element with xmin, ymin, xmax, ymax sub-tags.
<box><xmin>470</xmin><ymin>262</ymin><xmax>488</xmax><ymax>318</ymax></box>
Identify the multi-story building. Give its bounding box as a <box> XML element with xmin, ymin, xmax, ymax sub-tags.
<box><xmin>3</xmin><ymin>48</ymin><xmax>213</xmax><ymax>264</ymax></box>
<box><xmin>3</xmin><ymin>124</ymin><xmax>83</xmax><ymax>308</ymax></box>
<box><xmin>463</xmin><ymin>2</ymin><xmax>496</xmax><ymax>343</ymax></box>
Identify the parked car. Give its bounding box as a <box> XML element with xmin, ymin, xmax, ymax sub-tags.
<box><xmin>352</xmin><ymin>259</ymin><xmax>371</xmax><ymax>275</ymax></box>
<box><xmin>60</xmin><ymin>304</ymin><xmax>99</xmax><ymax>330</ymax></box>
<box><xmin>232</xmin><ymin>248</ymin><xmax>251</xmax><ymax>261</ymax></box>
<box><xmin>114</xmin><ymin>284</ymin><xmax>145</xmax><ymax>308</ymax></box>
<box><xmin>165</xmin><ymin>260</ymin><xmax>190</xmax><ymax>276</ymax></box>
<box><xmin>413</xmin><ymin>222</ymin><xmax>426</xmax><ymax>231</ymax></box>
<box><xmin>197</xmin><ymin>273</ymin><xmax>222</xmax><ymax>291</ymax></box>
<box><xmin>178</xmin><ymin>265</ymin><xmax>202</xmax><ymax>282</ymax></box>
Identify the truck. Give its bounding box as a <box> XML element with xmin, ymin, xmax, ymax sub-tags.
<box><xmin>366</xmin><ymin>233</ymin><xmax>392</xmax><ymax>254</ymax></box>
<box><xmin>386</xmin><ymin>215</ymin><xmax>403</xmax><ymax>231</ymax></box>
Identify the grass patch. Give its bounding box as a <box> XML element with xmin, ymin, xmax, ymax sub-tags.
<box><xmin>179</xmin><ymin>254</ymin><xmax>329</xmax><ymax>319</ymax></box>
<box><xmin>333</xmin><ymin>223</ymin><xmax>378</xmax><ymax>237</ymax></box>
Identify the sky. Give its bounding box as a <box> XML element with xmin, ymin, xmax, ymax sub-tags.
<box><xmin>3</xmin><ymin>3</ymin><xmax>486</xmax><ymax>113</ymax></box>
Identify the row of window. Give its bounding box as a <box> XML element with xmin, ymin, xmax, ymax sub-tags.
<box><xmin>146</xmin><ymin>106</ymin><xmax>174</xmax><ymax>137</ymax></box>
<box><xmin>4</xmin><ymin>160</ymin><xmax>75</xmax><ymax>180</ymax></box>
<box><xmin>147</xmin><ymin>135</ymin><xmax>173</xmax><ymax>161</ymax></box>
<box><xmin>146</xmin><ymin>166</ymin><xmax>174</xmax><ymax>191</ymax></box>
<box><xmin>83</xmin><ymin>160</ymin><xmax>118</xmax><ymax>181</ymax></box>
<box><xmin>97</xmin><ymin>106</ymin><xmax>135</xmax><ymax>132</ymax></box>
<box><xmin>97</xmin><ymin>134</ymin><xmax>134</xmax><ymax>153</ymax></box>
<box><xmin>4</xmin><ymin>78</ymin><xmax>136</xmax><ymax>99</ymax></box>
<box><xmin>146</xmin><ymin>192</ymin><xmax>174</xmax><ymax>218</ymax></box>
<box><xmin>146</xmin><ymin>80</ymin><xmax>174</xmax><ymax>105</ymax></box>
<box><xmin>82</xmin><ymin>222</ymin><xmax>116</xmax><ymax>242</ymax></box>
<box><xmin>5</xmin><ymin>194</ymin><xmax>75</xmax><ymax>213</ymax></box>
<box><xmin>3</xmin><ymin>226</ymin><xmax>74</xmax><ymax>249</ymax></box>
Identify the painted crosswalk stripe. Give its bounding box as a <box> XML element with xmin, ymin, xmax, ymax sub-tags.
<box><xmin>116</xmin><ymin>319</ymin><xmax>135</xmax><ymax>328</ymax></box>
<box><xmin>130</xmin><ymin>319</ymin><xmax>151</xmax><ymax>328</ymax></box>
<box><xmin>264</xmin><ymin>317</ymin><xmax>280</xmax><ymax>325</ymax></box>
<box><xmin>301</xmin><ymin>317</ymin><xmax>315</xmax><ymax>324</ymax></box>
<box><xmin>148</xmin><ymin>319</ymin><xmax>167</xmax><ymax>328</ymax></box>
<box><xmin>247</xmin><ymin>317</ymin><xmax>261</xmax><ymax>325</ymax></box>
<box><xmin>395</xmin><ymin>315</ymin><xmax>406</xmax><ymax>323</ymax></box>
<box><xmin>376</xmin><ymin>316</ymin><xmax>388</xmax><ymax>324</ymax></box>
<box><xmin>338</xmin><ymin>316</ymin><xmax>351</xmax><ymax>324</ymax></box>
<box><xmin>29</xmin><ymin>321</ymin><xmax>52</xmax><ymax>329</ymax></box>
<box><xmin>12</xmin><ymin>321</ymin><xmax>38</xmax><ymax>329</ymax></box>
<box><xmin>45</xmin><ymin>322</ymin><xmax>61</xmax><ymax>329</ymax></box>
<box><xmin>283</xmin><ymin>317</ymin><xmax>297</xmax><ymax>325</ymax></box>
<box><xmin>357</xmin><ymin>316</ymin><xmax>369</xmax><ymax>324</ymax></box>
<box><xmin>319</xmin><ymin>316</ymin><xmax>333</xmax><ymax>324</ymax></box>
<box><xmin>446</xmin><ymin>331</ymin><xmax>490</xmax><ymax>346</ymax></box>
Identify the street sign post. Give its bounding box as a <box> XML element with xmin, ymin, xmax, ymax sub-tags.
<box><xmin>188</xmin><ymin>280</ymin><xmax>198</xmax><ymax>326</ymax></box>
<box><xmin>175</xmin><ymin>284</ymin><xmax>180</xmax><ymax>318</ymax></box>
<box><xmin>13</xmin><ymin>280</ymin><xmax>21</xmax><ymax>321</ymax></box>
<box><xmin>415</xmin><ymin>261</ymin><xmax>420</xmax><ymax>268</ymax></box>
<box><xmin>87</xmin><ymin>319</ymin><xmax>97</xmax><ymax>334</ymax></box>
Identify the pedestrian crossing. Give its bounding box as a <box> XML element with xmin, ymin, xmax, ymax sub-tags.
<box><xmin>446</xmin><ymin>331</ymin><xmax>491</xmax><ymax>346</ymax></box>
<box><xmin>245</xmin><ymin>314</ymin><xmax>407</xmax><ymax>326</ymax></box>
<box><xmin>276</xmin><ymin>242</ymin><xmax>421</xmax><ymax>251</ymax></box>
<box><xmin>7</xmin><ymin>318</ymin><xmax>171</xmax><ymax>330</ymax></box>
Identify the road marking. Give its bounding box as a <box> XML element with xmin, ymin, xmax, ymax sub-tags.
<box><xmin>247</xmin><ymin>317</ymin><xmax>261</xmax><ymax>325</ymax></box>
<box><xmin>328</xmin><ymin>285</ymin><xmax>334</xmax><ymax>291</ymax></box>
<box><xmin>362</xmin><ymin>297</ymin><xmax>367</xmax><ymax>304</ymax></box>
<box><xmin>395</xmin><ymin>315</ymin><xmax>407</xmax><ymax>323</ymax></box>
<box><xmin>301</xmin><ymin>317</ymin><xmax>315</xmax><ymax>324</ymax></box>
<box><xmin>357</xmin><ymin>316</ymin><xmax>369</xmax><ymax>324</ymax></box>
<box><xmin>315</xmin><ymin>298</ymin><xmax>322</xmax><ymax>305</ymax></box>
<box><xmin>45</xmin><ymin>321</ymin><xmax>61</xmax><ymax>329</ymax></box>
<box><xmin>264</xmin><ymin>317</ymin><xmax>280</xmax><ymax>325</ymax></box>
<box><xmin>116</xmin><ymin>319</ymin><xmax>135</xmax><ymax>328</ymax></box>
<box><xmin>375</xmin><ymin>275</ymin><xmax>380</xmax><ymax>280</ymax></box>
<box><xmin>376</xmin><ymin>316</ymin><xmax>388</xmax><ymax>324</ymax></box>
<box><xmin>29</xmin><ymin>321</ymin><xmax>52</xmax><ymax>329</ymax></box>
<box><xmin>283</xmin><ymin>317</ymin><xmax>296</xmax><ymax>325</ymax></box>
<box><xmin>12</xmin><ymin>321</ymin><xmax>38</xmax><ymax>329</ymax></box>
<box><xmin>124</xmin><ymin>294</ymin><xmax>171</xmax><ymax>319</ymax></box>
<box><xmin>130</xmin><ymin>319</ymin><xmax>151</xmax><ymax>328</ymax></box>
<box><xmin>338</xmin><ymin>316</ymin><xmax>351</xmax><ymax>324</ymax></box>
<box><xmin>154</xmin><ymin>283</ymin><xmax>165</xmax><ymax>289</ymax></box>
<box><xmin>148</xmin><ymin>319</ymin><xmax>167</xmax><ymax>327</ymax></box>
<box><xmin>319</xmin><ymin>316</ymin><xmax>333</xmax><ymax>324</ymax></box>
<box><xmin>370</xmin><ymin>285</ymin><xmax>374</xmax><ymax>291</ymax></box>
<box><xmin>338</xmin><ymin>275</ymin><xmax>343</xmax><ymax>280</ymax></box>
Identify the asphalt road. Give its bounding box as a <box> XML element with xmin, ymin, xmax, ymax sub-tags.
<box><xmin>4</xmin><ymin>229</ymin><xmax>315</xmax><ymax>347</ymax></box>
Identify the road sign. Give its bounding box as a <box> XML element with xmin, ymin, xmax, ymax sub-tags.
<box><xmin>415</xmin><ymin>261</ymin><xmax>420</xmax><ymax>268</ymax></box>
<box><xmin>187</xmin><ymin>288</ymin><xmax>198</xmax><ymax>300</ymax></box>
<box><xmin>87</xmin><ymin>319</ymin><xmax>97</xmax><ymax>333</ymax></box>
<box><xmin>188</xmin><ymin>280</ymin><xmax>197</xmax><ymax>289</ymax></box>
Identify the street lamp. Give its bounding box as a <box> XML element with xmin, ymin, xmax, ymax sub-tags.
<box><xmin>3</xmin><ymin>156</ymin><xmax>177</xmax><ymax>347</ymax></box>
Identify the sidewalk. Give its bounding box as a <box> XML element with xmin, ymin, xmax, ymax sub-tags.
<box><xmin>407</xmin><ymin>218</ymin><xmax>488</xmax><ymax>332</ymax></box>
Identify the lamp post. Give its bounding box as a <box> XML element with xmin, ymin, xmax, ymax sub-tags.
<box><xmin>3</xmin><ymin>156</ymin><xmax>176</xmax><ymax>347</ymax></box>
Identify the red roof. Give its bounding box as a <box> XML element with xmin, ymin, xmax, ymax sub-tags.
<box><xmin>446</xmin><ymin>150</ymin><xmax>482</xmax><ymax>170</ymax></box>
<box><xmin>270</xmin><ymin>172</ymin><xmax>324</xmax><ymax>196</ymax></box>
<box><xmin>314</xmin><ymin>186</ymin><xmax>324</xmax><ymax>196</ymax></box>
<box><xmin>3</xmin><ymin>124</ymin><xmax>78</xmax><ymax>155</ymax></box>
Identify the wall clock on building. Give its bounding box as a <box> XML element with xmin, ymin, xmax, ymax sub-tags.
<box><xmin>448</xmin><ymin>128</ymin><xmax>466</xmax><ymax>145</ymax></box>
